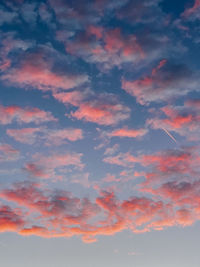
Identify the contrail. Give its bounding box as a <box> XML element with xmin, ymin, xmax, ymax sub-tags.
<box><xmin>162</xmin><ymin>127</ymin><xmax>178</xmax><ymax>144</ymax></box>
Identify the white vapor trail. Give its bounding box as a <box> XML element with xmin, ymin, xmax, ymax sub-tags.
<box><xmin>162</xmin><ymin>127</ymin><xmax>178</xmax><ymax>144</ymax></box>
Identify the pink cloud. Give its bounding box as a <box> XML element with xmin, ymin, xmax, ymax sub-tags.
<box><xmin>0</xmin><ymin>105</ymin><xmax>56</xmax><ymax>125</ymax></box>
<box><xmin>139</xmin><ymin>147</ymin><xmax>200</xmax><ymax>190</ymax></box>
<box><xmin>103</xmin><ymin>152</ymin><xmax>139</xmax><ymax>167</ymax></box>
<box><xmin>109</xmin><ymin>127</ymin><xmax>147</xmax><ymax>138</ymax></box>
<box><xmin>0</xmin><ymin>205</ymin><xmax>24</xmax><ymax>233</ymax></box>
<box><xmin>53</xmin><ymin>90</ymin><xmax>88</xmax><ymax>106</ymax></box>
<box><xmin>0</xmin><ymin>33</ymin><xmax>31</xmax><ymax>72</ymax></box>
<box><xmin>88</xmin><ymin>25</ymin><xmax>103</xmax><ymax>39</ymax></box>
<box><xmin>24</xmin><ymin>152</ymin><xmax>84</xmax><ymax>179</ymax></box>
<box><xmin>151</xmin><ymin>59</ymin><xmax>167</xmax><ymax>75</ymax></box>
<box><xmin>54</xmin><ymin>89</ymin><xmax>130</xmax><ymax>126</ymax></box>
<box><xmin>122</xmin><ymin>60</ymin><xmax>198</xmax><ymax>105</ymax></box>
<box><xmin>153</xmin><ymin>180</ymin><xmax>200</xmax><ymax>203</ymax></box>
<box><xmin>185</xmin><ymin>99</ymin><xmax>200</xmax><ymax>109</ymax></box>
<box><xmin>182</xmin><ymin>0</ymin><xmax>200</xmax><ymax>17</ymax></box>
<box><xmin>44</xmin><ymin>128</ymin><xmax>83</xmax><ymax>145</ymax></box>
<box><xmin>102</xmin><ymin>173</ymin><xmax>121</xmax><ymax>183</ymax></box>
<box><xmin>70</xmin><ymin>101</ymin><xmax>130</xmax><ymax>125</ymax></box>
<box><xmin>0</xmin><ymin>58</ymin><xmax>11</xmax><ymax>71</ymax></box>
<box><xmin>6</xmin><ymin>127</ymin><xmax>83</xmax><ymax>145</ymax></box>
<box><xmin>0</xmin><ymin>143</ymin><xmax>20</xmax><ymax>161</ymax></box>
<box><xmin>147</xmin><ymin>103</ymin><xmax>200</xmax><ymax>141</ymax></box>
<box><xmin>66</xmin><ymin>27</ymin><xmax>144</xmax><ymax>70</ymax></box>
<box><xmin>24</xmin><ymin>163</ymin><xmax>50</xmax><ymax>179</ymax></box>
<box><xmin>6</xmin><ymin>128</ymin><xmax>41</xmax><ymax>144</ymax></box>
<box><xmin>104</xmin><ymin>144</ymin><xmax>119</xmax><ymax>156</ymax></box>
<box><xmin>2</xmin><ymin>51</ymin><xmax>88</xmax><ymax>92</ymax></box>
<box><xmin>0</xmin><ymin>179</ymin><xmax>200</xmax><ymax>241</ymax></box>
<box><xmin>141</xmin><ymin>149</ymin><xmax>193</xmax><ymax>173</ymax></box>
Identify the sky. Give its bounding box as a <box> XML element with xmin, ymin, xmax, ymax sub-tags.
<box><xmin>0</xmin><ymin>0</ymin><xmax>200</xmax><ymax>266</ymax></box>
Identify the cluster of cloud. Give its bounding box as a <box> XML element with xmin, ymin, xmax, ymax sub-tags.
<box><xmin>54</xmin><ymin>90</ymin><xmax>130</xmax><ymax>125</ymax></box>
<box><xmin>66</xmin><ymin>27</ymin><xmax>144</xmax><ymax>70</ymax></box>
<box><xmin>1</xmin><ymin>47</ymin><xmax>89</xmax><ymax>93</ymax></box>
<box><xmin>147</xmin><ymin>99</ymin><xmax>200</xmax><ymax>141</ymax></box>
<box><xmin>0</xmin><ymin>0</ymin><xmax>200</xmax><ymax>244</ymax></box>
<box><xmin>1</xmin><ymin>152</ymin><xmax>200</xmax><ymax>242</ymax></box>
<box><xmin>182</xmin><ymin>0</ymin><xmax>200</xmax><ymax>18</ymax></box>
<box><xmin>0</xmin><ymin>37</ymin><xmax>130</xmax><ymax>126</ymax></box>
<box><xmin>122</xmin><ymin>60</ymin><xmax>200</xmax><ymax>105</ymax></box>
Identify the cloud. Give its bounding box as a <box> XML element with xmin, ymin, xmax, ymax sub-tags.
<box><xmin>0</xmin><ymin>181</ymin><xmax>198</xmax><ymax>241</ymax></box>
<box><xmin>70</xmin><ymin>101</ymin><xmax>130</xmax><ymax>125</ymax></box>
<box><xmin>122</xmin><ymin>60</ymin><xmax>199</xmax><ymax>105</ymax></box>
<box><xmin>24</xmin><ymin>152</ymin><xmax>84</xmax><ymax>179</ymax></box>
<box><xmin>0</xmin><ymin>0</ymin><xmax>200</xmax><ymax>246</ymax></box>
<box><xmin>147</xmin><ymin>101</ymin><xmax>200</xmax><ymax>141</ymax></box>
<box><xmin>0</xmin><ymin>32</ymin><xmax>31</xmax><ymax>71</ymax></box>
<box><xmin>109</xmin><ymin>127</ymin><xmax>147</xmax><ymax>138</ymax></box>
<box><xmin>139</xmin><ymin>147</ymin><xmax>200</xmax><ymax>190</ymax></box>
<box><xmin>104</xmin><ymin>146</ymin><xmax>200</xmax><ymax>190</ymax></box>
<box><xmin>44</xmin><ymin>128</ymin><xmax>83</xmax><ymax>145</ymax></box>
<box><xmin>104</xmin><ymin>144</ymin><xmax>119</xmax><ymax>155</ymax></box>
<box><xmin>103</xmin><ymin>152</ymin><xmax>139</xmax><ymax>167</ymax></box>
<box><xmin>38</xmin><ymin>3</ymin><xmax>54</xmax><ymax>25</ymax></box>
<box><xmin>117</xmin><ymin>0</ymin><xmax>161</xmax><ymax>24</ymax></box>
<box><xmin>20</xmin><ymin>3</ymin><xmax>38</xmax><ymax>25</ymax></box>
<box><xmin>2</xmin><ymin>51</ymin><xmax>88</xmax><ymax>92</ymax></box>
<box><xmin>0</xmin><ymin>205</ymin><xmax>24</xmax><ymax>232</ymax></box>
<box><xmin>0</xmin><ymin>7</ymin><xmax>18</xmax><ymax>26</ymax></box>
<box><xmin>94</xmin><ymin>0</ymin><xmax>128</xmax><ymax>13</ymax></box>
<box><xmin>55</xmin><ymin>89</ymin><xmax>130</xmax><ymax>125</ymax></box>
<box><xmin>53</xmin><ymin>91</ymin><xmax>87</xmax><ymax>106</ymax></box>
<box><xmin>66</xmin><ymin>27</ymin><xmax>144</xmax><ymax>70</ymax></box>
<box><xmin>0</xmin><ymin>105</ymin><xmax>56</xmax><ymax>125</ymax></box>
<box><xmin>102</xmin><ymin>173</ymin><xmax>121</xmax><ymax>183</ymax></box>
<box><xmin>6</xmin><ymin>128</ymin><xmax>41</xmax><ymax>144</ymax></box>
<box><xmin>49</xmin><ymin>0</ymin><xmax>100</xmax><ymax>28</ymax></box>
<box><xmin>182</xmin><ymin>0</ymin><xmax>200</xmax><ymax>17</ymax></box>
<box><xmin>152</xmin><ymin>180</ymin><xmax>200</xmax><ymax>202</ymax></box>
<box><xmin>0</xmin><ymin>143</ymin><xmax>20</xmax><ymax>162</ymax></box>
<box><xmin>6</xmin><ymin>127</ymin><xmax>83</xmax><ymax>145</ymax></box>
<box><xmin>143</xmin><ymin>179</ymin><xmax>200</xmax><ymax>226</ymax></box>
<box><xmin>185</xmin><ymin>98</ymin><xmax>200</xmax><ymax>109</ymax></box>
<box><xmin>25</xmin><ymin>163</ymin><xmax>50</xmax><ymax>178</ymax></box>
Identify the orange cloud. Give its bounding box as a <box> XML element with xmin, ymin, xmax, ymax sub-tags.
<box><xmin>0</xmin><ymin>205</ymin><xmax>24</xmax><ymax>233</ymax></box>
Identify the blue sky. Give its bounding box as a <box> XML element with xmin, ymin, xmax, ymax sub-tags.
<box><xmin>0</xmin><ymin>0</ymin><xmax>200</xmax><ymax>266</ymax></box>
